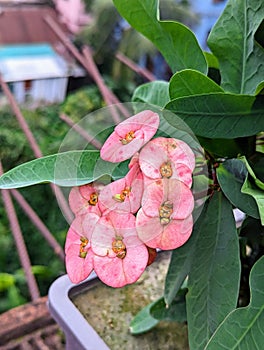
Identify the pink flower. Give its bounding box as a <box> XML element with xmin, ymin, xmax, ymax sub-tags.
<box><xmin>91</xmin><ymin>212</ymin><xmax>149</xmax><ymax>287</ymax></box>
<box><xmin>100</xmin><ymin>110</ymin><xmax>160</xmax><ymax>163</ymax></box>
<box><xmin>128</xmin><ymin>152</ymin><xmax>140</xmax><ymax>169</ymax></box>
<box><xmin>69</xmin><ymin>183</ymin><xmax>103</xmax><ymax>217</ymax></box>
<box><xmin>65</xmin><ymin>214</ymin><xmax>99</xmax><ymax>283</ymax></box>
<box><xmin>99</xmin><ymin>160</ymin><xmax>143</xmax><ymax>214</ymax></box>
<box><xmin>139</xmin><ymin>137</ymin><xmax>195</xmax><ymax>188</ymax></box>
<box><xmin>136</xmin><ymin>179</ymin><xmax>194</xmax><ymax>250</ymax></box>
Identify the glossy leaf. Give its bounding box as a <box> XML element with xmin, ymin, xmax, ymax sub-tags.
<box><xmin>132</xmin><ymin>81</ymin><xmax>170</xmax><ymax>107</ymax></box>
<box><xmin>113</xmin><ymin>0</ymin><xmax>207</xmax><ymax>74</ymax></box>
<box><xmin>217</xmin><ymin>160</ymin><xmax>260</xmax><ymax>219</ymax></box>
<box><xmin>0</xmin><ymin>151</ymin><xmax>125</xmax><ymax>189</ymax></box>
<box><xmin>255</xmin><ymin>81</ymin><xmax>264</xmax><ymax>95</ymax></box>
<box><xmin>169</xmin><ymin>69</ymin><xmax>223</xmax><ymax>99</ymax></box>
<box><xmin>241</xmin><ymin>156</ymin><xmax>264</xmax><ymax>190</ymax></box>
<box><xmin>129</xmin><ymin>298</ymin><xmax>161</xmax><ymax>335</ymax></box>
<box><xmin>208</xmin><ymin>0</ymin><xmax>264</xmax><ymax>95</ymax></box>
<box><xmin>165</xmin><ymin>93</ymin><xmax>264</xmax><ymax>138</ymax></box>
<box><xmin>251</xmin><ymin>153</ymin><xmax>264</xmax><ymax>182</ymax></box>
<box><xmin>164</xmin><ymin>206</ymin><xmax>205</xmax><ymax>306</ymax></box>
<box><xmin>204</xmin><ymin>52</ymin><xmax>219</xmax><ymax>70</ymax></box>
<box><xmin>240</xmin><ymin>216</ymin><xmax>264</xmax><ymax>249</ymax></box>
<box><xmin>205</xmin><ymin>256</ymin><xmax>264</xmax><ymax>350</ymax></box>
<box><xmin>186</xmin><ymin>192</ymin><xmax>241</xmax><ymax>350</ymax></box>
<box><xmin>150</xmin><ymin>293</ymin><xmax>187</xmax><ymax>323</ymax></box>
<box><xmin>241</xmin><ymin>174</ymin><xmax>264</xmax><ymax>225</ymax></box>
<box><xmin>198</xmin><ymin>137</ymin><xmax>243</xmax><ymax>158</ymax></box>
<box><xmin>157</xmin><ymin>112</ymin><xmax>201</xmax><ymax>152</ymax></box>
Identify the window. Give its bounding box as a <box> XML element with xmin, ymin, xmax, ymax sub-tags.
<box><xmin>24</xmin><ymin>80</ymin><xmax>32</xmax><ymax>91</ymax></box>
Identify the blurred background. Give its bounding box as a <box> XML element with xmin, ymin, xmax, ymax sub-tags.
<box><xmin>0</xmin><ymin>0</ymin><xmax>226</xmax><ymax>318</ymax></box>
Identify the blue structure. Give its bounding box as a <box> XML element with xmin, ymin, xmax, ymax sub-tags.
<box><xmin>0</xmin><ymin>43</ymin><xmax>69</xmax><ymax>104</ymax></box>
<box><xmin>190</xmin><ymin>0</ymin><xmax>227</xmax><ymax>50</ymax></box>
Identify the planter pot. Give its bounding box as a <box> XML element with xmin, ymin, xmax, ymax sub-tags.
<box><xmin>48</xmin><ymin>251</ymin><xmax>189</xmax><ymax>350</ymax></box>
<box><xmin>48</xmin><ymin>271</ymin><xmax>108</xmax><ymax>350</ymax></box>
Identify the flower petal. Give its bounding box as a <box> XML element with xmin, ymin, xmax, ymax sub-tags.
<box><xmin>115</xmin><ymin>110</ymin><xmax>159</xmax><ymax>143</ymax></box>
<box><xmin>136</xmin><ymin>209</ymin><xmax>193</xmax><ymax>250</ymax></box>
<box><xmin>136</xmin><ymin>209</ymin><xmax>163</xmax><ymax>245</ymax></box>
<box><xmin>100</xmin><ymin>110</ymin><xmax>159</xmax><ymax>162</ymax></box>
<box><xmin>99</xmin><ymin>167</ymin><xmax>143</xmax><ymax>214</ymax></box>
<box><xmin>93</xmin><ymin>244</ymin><xmax>148</xmax><ymax>287</ymax></box>
<box><xmin>65</xmin><ymin>225</ymin><xmax>95</xmax><ymax>284</ymax></box>
<box><xmin>142</xmin><ymin>179</ymin><xmax>194</xmax><ymax>219</ymax></box>
<box><xmin>66</xmin><ymin>247</ymin><xmax>94</xmax><ymax>284</ymax></box>
<box><xmin>91</xmin><ymin>215</ymin><xmax>116</xmax><ymax>257</ymax></box>
<box><xmin>151</xmin><ymin>137</ymin><xmax>195</xmax><ymax>171</ymax></box>
<box><xmin>92</xmin><ymin>211</ymin><xmax>148</xmax><ymax>287</ymax></box>
<box><xmin>65</xmin><ymin>214</ymin><xmax>99</xmax><ymax>253</ymax></box>
<box><xmin>157</xmin><ymin>214</ymin><xmax>193</xmax><ymax>250</ymax></box>
<box><xmin>69</xmin><ymin>184</ymin><xmax>102</xmax><ymax>216</ymax></box>
<box><xmin>101</xmin><ymin>131</ymin><xmax>144</xmax><ymax>163</ymax></box>
<box><xmin>139</xmin><ymin>137</ymin><xmax>195</xmax><ymax>187</ymax></box>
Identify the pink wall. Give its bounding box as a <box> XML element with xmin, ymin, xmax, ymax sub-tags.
<box><xmin>54</xmin><ymin>0</ymin><xmax>91</xmax><ymax>33</ymax></box>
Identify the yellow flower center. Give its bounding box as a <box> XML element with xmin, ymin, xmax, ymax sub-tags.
<box><xmin>113</xmin><ymin>186</ymin><xmax>131</xmax><ymax>202</ymax></box>
<box><xmin>112</xmin><ymin>237</ymin><xmax>126</xmax><ymax>259</ymax></box>
<box><xmin>160</xmin><ymin>162</ymin><xmax>173</xmax><ymax>178</ymax></box>
<box><xmin>79</xmin><ymin>236</ymin><xmax>89</xmax><ymax>258</ymax></box>
<box><xmin>159</xmin><ymin>201</ymin><xmax>173</xmax><ymax>225</ymax></box>
<box><xmin>120</xmin><ymin>131</ymin><xmax>135</xmax><ymax>145</ymax></box>
<box><xmin>88</xmin><ymin>192</ymin><xmax>98</xmax><ymax>206</ymax></box>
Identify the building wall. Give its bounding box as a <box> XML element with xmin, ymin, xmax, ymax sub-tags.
<box><xmin>11</xmin><ymin>78</ymin><xmax>68</xmax><ymax>104</ymax></box>
<box><xmin>54</xmin><ymin>0</ymin><xmax>91</xmax><ymax>33</ymax></box>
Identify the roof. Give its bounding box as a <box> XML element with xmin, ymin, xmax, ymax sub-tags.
<box><xmin>0</xmin><ymin>6</ymin><xmax>68</xmax><ymax>46</ymax></box>
<box><xmin>0</xmin><ymin>6</ymin><xmax>85</xmax><ymax>80</ymax></box>
<box><xmin>0</xmin><ymin>43</ymin><xmax>69</xmax><ymax>81</ymax></box>
<box><xmin>0</xmin><ymin>0</ymin><xmax>47</xmax><ymax>4</ymax></box>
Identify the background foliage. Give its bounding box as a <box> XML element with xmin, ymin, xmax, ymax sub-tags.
<box><xmin>0</xmin><ymin>1</ymin><xmax>263</xmax><ymax>350</ymax></box>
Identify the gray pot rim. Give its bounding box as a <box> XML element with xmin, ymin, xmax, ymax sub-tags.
<box><xmin>48</xmin><ymin>271</ymin><xmax>110</xmax><ymax>350</ymax></box>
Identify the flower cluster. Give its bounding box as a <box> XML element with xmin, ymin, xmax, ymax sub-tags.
<box><xmin>65</xmin><ymin>110</ymin><xmax>195</xmax><ymax>287</ymax></box>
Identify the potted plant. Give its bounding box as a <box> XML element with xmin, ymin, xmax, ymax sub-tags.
<box><xmin>48</xmin><ymin>251</ymin><xmax>190</xmax><ymax>350</ymax></box>
<box><xmin>0</xmin><ymin>1</ymin><xmax>263</xmax><ymax>349</ymax></box>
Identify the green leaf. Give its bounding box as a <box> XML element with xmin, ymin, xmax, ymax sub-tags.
<box><xmin>208</xmin><ymin>0</ymin><xmax>264</xmax><ymax>94</ymax></box>
<box><xmin>158</xmin><ymin>111</ymin><xmax>201</xmax><ymax>152</ymax></box>
<box><xmin>250</xmin><ymin>153</ymin><xmax>264</xmax><ymax>183</ymax></box>
<box><xmin>241</xmin><ymin>174</ymin><xmax>264</xmax><ymax>225</ymax></box>
<box><xmin>205</xmin><ymin>256</ymin><xmax>264</xmax><ymax>350</ymax></box>
<box><xmin>0</xmin><ymin>273</ymin><xmax>15</xmax><ymax>291</ymax></box>
<box><xmin>186</xmin><ymin>192</ymin><xmax>241</xmax><ymax>350</ymax></box>
<box><xmin>113</xmin><ymin>0</ymin><xmax>207</xmax><ymax>74</ymax></box>
<box><xmin>165</xmin><ymin>93</ymin><xmax>264</xmax><ymax>138</ymax></box>
<box><xmin>169</xmin><ymin>69</ymin><xmax>223</xmax><ymax>99</ymax></box>
<box><xmin>203</xmin><ymin>52</ymin><xmax>219</xmax><ymax>70</ymax></box>
<box><xmin>240</xmin><ymin>156</ymin><xmax>264</xmax><ymax>190</ymax></box>
<box><xmin>164</xmin><ymin>205</ymin><xmax>211</xmax><ymax>308</ymax></box>
<box><xmin>7</xmin><ymin>285</ymin><xmax>26</xmax><ymax>308</ymax></box>
<box><xmin>0</xmin><ymin>150</ymin><xmax>125</xmax><ymax>189</ymax></box>
<box><xmin>132</xmin><ymin>81</ymin><xmax>170</xmax><ymax>107</ymax></box>
<box><xmin>129</xmin><ymin>298</ymin><xmax>161</xmax><ymax>335</ymax></box>
<box><xmin>198</xmin><ymin>137</ymin><xmax>243</xmax><ymax>158</ymax></box>
<box><xmin>217</xmin><ymin>160</ymin><xmax>260</xmax><ymax>219</ymax></box>
<box><xmin>240</xmin><ymin>216</ymin><xmax>264</xmax><ymax>249</ymax></box>
<box><xmin>255</xmin><ymin>81</ymin><xmax>264</xmax><ymax>95</ymax></box>
<box><xmin>164</xmin><ymin>208</ymin><xmax>204</xmax><ymax>306</ymax></box>
<box><xmin>151</xmin><ymin>293</ymin><xmax>187</xmax><ymax>323</ymax></box>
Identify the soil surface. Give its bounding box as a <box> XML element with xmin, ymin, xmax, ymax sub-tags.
<box><xmin>72</xmin><ymin>251</ymin><xmax>189</xmax><ymax>350</ymax></box>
